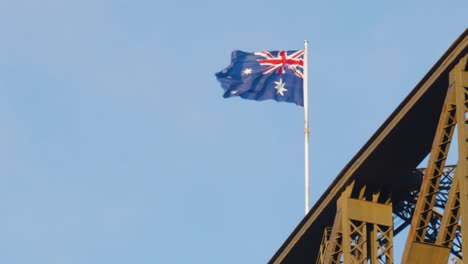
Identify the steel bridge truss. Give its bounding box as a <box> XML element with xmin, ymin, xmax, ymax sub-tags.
<box><xmin>317</xmin><ymin>54</ymin><xmax>468</xmax><ymax>264</ymax></box>
<box><xmin>393</xmin><ymin>166</ymin><xmax>462</xmax><ymax>259</ymax></box>
<box><xmin>317</xmin><ymin>182</ymin><xmax>394</xmax><ymax>264</ymax></box>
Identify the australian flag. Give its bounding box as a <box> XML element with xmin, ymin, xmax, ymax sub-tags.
<box><xmin>215</xmin><ymin>50</ymin><xmax>304</xmax><ymax>106</ymax></box>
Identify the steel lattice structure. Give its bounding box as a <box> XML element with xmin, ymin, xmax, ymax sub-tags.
<box><xmin>393</xmin><ymin>166</ymin><xmax>462</xmax><ymax>259</ymax></box>
<box><xmin>269</xmin><ymin>29</ymin><xmax>468</xmax><ymax>264</ymax></box>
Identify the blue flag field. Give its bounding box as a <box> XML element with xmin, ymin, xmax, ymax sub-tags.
<box><xmin>215</xmin><ymin>50</ymin><xmax>304</xmax><ymax>106</ymax></box>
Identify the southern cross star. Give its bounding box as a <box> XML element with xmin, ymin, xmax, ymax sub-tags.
<box><xmin>274</xmin><ymin>78</ymin><xmax>287</xmax><ymax>96</ymax></box>
<box><xmin>242</xmin><ymin>68</ymin><xmax>253</xmax><ymax>76</ymax></box>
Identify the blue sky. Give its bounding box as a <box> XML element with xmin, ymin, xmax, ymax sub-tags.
<box><xmin>0</xmin><ymin>1</ymin><xmax>467</xmax><ymax>263</ymax></box>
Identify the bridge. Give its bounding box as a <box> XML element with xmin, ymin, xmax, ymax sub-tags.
<box><xmin>269</xmin><ymin>29</ymin><xmax>468</xmax><ymax>264</ymax></box>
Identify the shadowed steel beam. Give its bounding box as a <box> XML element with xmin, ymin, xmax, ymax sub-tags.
<box><xmin>401</xmin><ymin>75</ymin><xmax>457</xmax><ymax>263</ymax></box>
<box><xmin>454</xmin><ymin>54</ymin><xmax>468</xmax><ymax>262</ymax></box>
<box><xmin>436</xmin><ymin>167</ymin><xmax>460</xmax><ymax>249</ymax></box>
<box><xmin>269</xmin><ymin>30</ymin><xmax>468</xmax><ymax>264</ymax></box>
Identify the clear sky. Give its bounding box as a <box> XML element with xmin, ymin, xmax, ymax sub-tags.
<box><xmin>1</xmin><ymin>1</ymin><xmax>467</xmax><ymax>263</ymax></box>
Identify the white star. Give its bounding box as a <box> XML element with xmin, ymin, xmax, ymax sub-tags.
<box><xmin>274</xmin><ymin>78</ymin><xmax>288</xmax><ymax>96</ymax></box>
<box><xmin>242</xmin><ymin>68</ymin><xmax>253</xmax><ymax>76</ymax></box>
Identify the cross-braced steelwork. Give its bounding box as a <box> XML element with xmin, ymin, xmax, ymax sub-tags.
<box><xmin>325</xmin><ymin>213</ymin><xmax>344</xmax><ymax>264</ymax></box>
<box><xmin>373</xmin><ymin>224</ymin><xmax>393</xmax><ymax>264</ymax></box>
<box><xmin>410</xmin><ymin>101</ymin><xmax>456</xmax><ymax>244</ymax></box>
<box><xmin>393</xmin><ymin>189</ymin><xmax>419</xmax><ymax>235</ymax></box>
<box><xmin>317</xmin><ymin>228</ymin><xmax>333</xmax><ymax>264</ymax></box>
<box><xmin>318</xmin><ymin>56</ymin><xmax>468</xmax><ymax>264</ymax></box>
<box><xmin>393</xmin><ymin>166</ymin><xmax>462</xmax><ymax>259</ymax></box>
<box><xmin>268</xmin><ymin>30</ymin><xmax>468</xmax><ymax>264</ymax></box>
<box><xmin>401</xmin><ymin>55</ymin><xmax>468</xmax><ymax>264</ymax></box>
<box><xmin>318</xmin><ymin>184</ymin><xmax>394</xmax><ymax>264</ymax></box>
<box><xmin>347</xmin><ymin>219</ymin><xmax>367</xmax><ymax>263</ymax></box>
<box><xmin>453</xmin><ymin>54</ymin><xmax>468</xmax><ymax>262</ymax></box>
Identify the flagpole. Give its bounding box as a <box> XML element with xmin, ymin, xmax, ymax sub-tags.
<box><xmin>303</xmin><ymin>40</ymin><xmax>310</xmax><ymax>214</ymax></box>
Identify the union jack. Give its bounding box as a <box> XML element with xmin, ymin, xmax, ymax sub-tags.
<box><xmin>255</xmin><ymin>50</ymin><xmax>304</xmax><ymax>78</ymax></box>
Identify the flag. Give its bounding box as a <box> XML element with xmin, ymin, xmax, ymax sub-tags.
<box><xmin>215</xmin><ymin>50</ymin><xmax>304</xmax><ymax>106</ymax></box>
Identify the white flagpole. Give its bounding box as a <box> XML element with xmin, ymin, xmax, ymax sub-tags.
<box><xmin>303</xmin><ymin>40</ymin><xmax>310</xmax><ymax>214</ymax></box>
